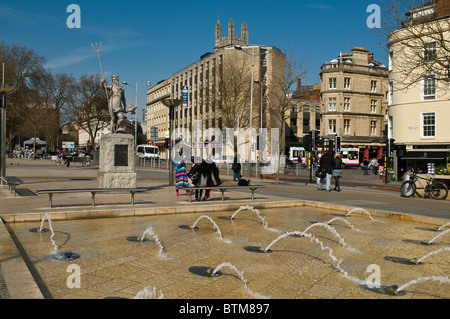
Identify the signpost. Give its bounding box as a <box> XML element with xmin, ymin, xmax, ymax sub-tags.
<box><xmin>182</xmin><ymin>86</ymin><xmax>188</xmax><ymax>108</ymax></box>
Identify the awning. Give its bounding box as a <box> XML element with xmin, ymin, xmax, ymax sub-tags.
<box><xmin>401</xmin><ymin>151</ymin><xmax>447</xmax><ymax>161</ymax></box>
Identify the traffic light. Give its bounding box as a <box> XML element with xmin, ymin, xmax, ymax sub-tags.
<box><xmin>313</xmin><ymin>130</ymin><xmax>321</xmax><ymax>150</ymax></box>
<box><xmin>335</xmin><ymin>136</ymin><xmax>342</xmax><ymax>153</ymax></box>
<box><xmin>303</xmin><ymin>132</ymin><xmax>312</xmax><ymax>151</ymax></box>
<box><xmin>388</xmin><ymin>138</ymin><xmax>395</xmax><ymax>156</ymax></box>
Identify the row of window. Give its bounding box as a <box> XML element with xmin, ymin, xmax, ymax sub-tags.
<box><xmin>327</xmin><ymin>119</ymin><xmax>378</xmax><ymax>135</ymax></box>
<box><xmin>328</xmin><ymin>77</ymin><xmax>379</xmax><ymax>92</ymax></box>
<box><xmin>326</xmin><ymin>97</ymin><xmax>380</xmax><ymax>113</ymax></box>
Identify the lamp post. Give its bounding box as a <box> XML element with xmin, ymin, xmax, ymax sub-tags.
<box><xmin>122</xmin><ymin>81</ymin><xmax>151</xmax><ymax>147</ymax></box>
<box><xmin>161</xmin><ymin>98</ymin><xmax>182</xmax><ymax>186</ymax></box>
<box><xmin>1</xmin><ymin>63</ymin><xmax>16</xmax><ymax>185</ymax></box>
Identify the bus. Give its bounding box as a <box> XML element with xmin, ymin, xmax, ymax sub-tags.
<box><xmin>340</xmin><ymin>148</ymin><xmax>359</xmax><ymax>168</ymax></box>
<box><xmin>289</xmin><ymin>147</ymin><xmax>307</xmax><ymax>166</ymax></box>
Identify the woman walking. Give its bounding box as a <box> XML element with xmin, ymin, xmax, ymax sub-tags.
<box><xmin>332</xmin><ymin>153</ymin><xmax>343</xmax><ymax>192</ymax></box>
<box><xmin>174</xmin><ymin>153</ymin><xmax>190</xmax><ymax>197</ymax></box>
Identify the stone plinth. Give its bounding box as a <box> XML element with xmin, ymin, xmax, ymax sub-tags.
<box><xmin>97</xmin><ymin>134</ymin><xmax>136</xmax><ymax>188</ymax></box>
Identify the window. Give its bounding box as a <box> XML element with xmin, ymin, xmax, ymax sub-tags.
<box><xmin>329</xmin><ymin>78</ymin><xmax>336</xmax><ymax>89</ymax></box>
<box><xmin>370</xmin><ymin>121</ymin><xmax>377</xmax><ymax>135</ymax></box>
<box><xmin>423</xmin><ymin>42</ymin><xmax>436</xmax><ymax>62</ymax></box>
<box><xmin>328</xmin><ymin>97</ymin><xmax>337</xmax><ymax>111</ymax></box>
<box><xmin>389</xmin><ymin>51</ymin><xmax>394</xmax><ymax>71</ymax></box>
<box><xmin>389</xmin><ymin>81</ymin><xmax>394</xmax><ymax>105</ymax></box>
<box><xmin>371</xmin><ymin>80</ymin><xmax>377</xmax><ymax>92</ymax></box>
<box><xmin>344</xmin><ymin>78</ymin><xmax>351</xmax><ymax>89</ymax></box>
<box><xmin>344</xmin><ymin>98</ymin><xmax>351</xmax><ymax>111</ymax></box>
<box><xmin>344</xmin><ymin>119</ymin><xmax>350</xmax><ymax>134</ymax></box>
<box><xmin>328</xmin><ymin>119</ymin><xmax>336</xmax><ymax>134</ymax></box>
<box><xmin>422</xmin><ymin>112</ymin><xmax>435</xmax><ymax>137</ymax></box>
<box><xmin>371</xmin><ymin>100</ymin><xmax>377</xmax><ymax>113</ymax></box>
<box><xmin>422</xmin><ymin>75</ymin><xmax>436</xmax><ymax>99</ymax></box>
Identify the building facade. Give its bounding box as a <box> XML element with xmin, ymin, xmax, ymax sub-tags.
<box><xmin>146</xmin><ymin>18</ymin><xmax>286</xmax><ymax>160</ymax></box>
<box><xmin>320</xmin><ymin>47</ymin><xmax>389</xmax><ymax>160</ymax></box>
<box><xmin>388</xmin><ymin>0</ymin><xmax>450</xmax><ymax>173</ymax></box>
<box><xmin>288</xmin><ymin>79</ymin><xmax>321</xmax><ymax>148</ymax></box>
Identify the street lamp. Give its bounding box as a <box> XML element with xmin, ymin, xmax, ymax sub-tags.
<box><xmin>161</xmin><ymin>98</ymin><xmax>182</xmax><ymax>186</ymax></box>
<box><xmin>122</xmin><ymin>81</ymin><xmax>151</xmax><ymax>147</ymax></box>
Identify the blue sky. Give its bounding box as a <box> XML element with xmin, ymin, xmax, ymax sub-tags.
<box><xmin>0</xmin><ymin>0</ymin><xmax>387</xmax><ymax>117</ymax></box>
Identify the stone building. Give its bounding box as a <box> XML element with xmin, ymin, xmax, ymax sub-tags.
<box><xmin>388</xmin><ymin>0</ymin><xmax>450</xmax><ymax>173</ymax></box>
<box><xmin>146</xmin><ymin>18</ymin><xmax>286</xmax><ymax>160</ymax></box>
<box><xmin>320</xmin><ymin>47</ymin><xmax>389</xmax><ymax>160</ymax></box>
<box><xmin>288</xmin><ymin>79</ymin><xmax>321</xmax><ymax>148</ymax></box>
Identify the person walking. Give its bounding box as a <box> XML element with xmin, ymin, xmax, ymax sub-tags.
<box><xmin>369</xmin><ymin>158</ymin><xmax>379</xmax><ymax>175</ymax></box>
<box><xmin>174</xmin><ymin>152</ymin><xmax>190</xmax><ymax>197</ymax></box>
<box><xmin>332</xmin><ymin>153</ymin><xmax>343</xmax><ymax>192</ymax></box>
<box><xmin>317</xmin><ymin>151</ymin><xmax>333</xmax><ymax>191</ymax></box>
<box><xmin>232</xmin><ymin>152</ymin><xmax>242</xmax><ymax>181</ymax></box>
<box><xmin>363</xmin><ymin>158</ymin><xmax>369</xmax><ymax>175</ymax></box>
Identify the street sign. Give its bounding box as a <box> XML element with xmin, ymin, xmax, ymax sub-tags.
<box><xmin>182</xmin><ymin>86</ymin><xmax>188</xmax><ymax>108</ymax></box>
<box><xmin>0</xmin><ymin>94</ymin><xmax>6</xmax><ymax>109</ymax></box>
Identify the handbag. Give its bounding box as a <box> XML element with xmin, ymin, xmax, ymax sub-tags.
<box><xmin>315</xmin><ymin>167</ymin><xmax>326</xmax><ymax>178</ymax></box>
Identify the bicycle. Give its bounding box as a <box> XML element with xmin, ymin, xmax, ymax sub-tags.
<box><xmin>400</xmin><ymin>170</ymin><xmax>448</xmax><ymax>200</ymax></box>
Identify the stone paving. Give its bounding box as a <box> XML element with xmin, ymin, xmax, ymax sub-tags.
<box><xmin>0</xmin><ymin>158</ymin><xmax>449</xmax><ymax>300</ymax></box>
<box><xmin>7</xmin><ymin>205</ymin><xmax>450</xmax><ymax>299</ymax></box>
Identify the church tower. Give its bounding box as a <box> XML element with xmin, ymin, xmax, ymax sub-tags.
<box><xmin>214</xmin><ymin>16</ymin><xmax>249</xmax><ymax>51</ymax></box>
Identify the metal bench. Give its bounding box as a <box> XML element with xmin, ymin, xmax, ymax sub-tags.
<box><xmin>36</xmin><ymin>187</ymin><xmax>149</xmax><ymax>208</ymax></box>
<box><xmin>1</xmin><ymin>176</ymin><xmax>24</xmax><ymax>196</ymax></box>
<box><xmin>185</xmin><ymin>185</ymin><xmax>265</xmax><ymax>202</ymax></box>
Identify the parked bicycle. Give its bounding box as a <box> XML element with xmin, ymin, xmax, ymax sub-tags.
<box><xmin>400</xmin><ymin>169</ymin><xmax>448</xmax><ymax>200</ymax></box>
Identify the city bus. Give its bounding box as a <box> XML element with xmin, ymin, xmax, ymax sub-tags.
<box><xmin>340</xmin><ymin>148</ymin><xmax>359</xmax><ymax>168</ymax></box>
<box><xmin>289</xmin><ymin>147</ymin><xmax>307</xmax><ymax>166</ymax></box>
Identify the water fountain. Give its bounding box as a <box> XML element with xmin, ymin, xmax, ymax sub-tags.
<box><xmin>384</xmin><ymin>276</ymin><xmax>450</xmax><ymax>295</ymax></box>
<box><xmin>422</xmin><ymin>228</ymin><xmax>450</xmax><ymax>245</ymax></box>
<box><xmin>434</xmin><ymin>221</ymin><xmax>450</xmax><ymax>232</ymax></box>
<box><xmin>133</xmin><ymin>285</ymin><xmax>164</xmax><ymax>299</ymax></box>
<box><xmin>262</xmin><ymin>222</ymin><xmax>360</xmax><ymax>254</ymax></box>
<box><xmin>230</xmin><ymin>206</ymin><xmax>267</xmax><ymax>227</ymax></box>
<box><xmin>137</xmin><ymin>226</ymin><xmax>167</xmax><ymax>258</ymax></box>
<box><xmin>190</xmin><ymin>215</ymin><xmax>232</xmax><ymax>243</ymax></box>
<box><xmin>205</xmin><ymin>262</ymin><xmax>271</xmax><ymax>299</ymax></box>
<box><xmin>32</xmin><ymin>213</ymin><xmax>79</xmax><ymax>261</ymax></box>
<box><xmin>345</xmin><ymin>207</ymin><xmax>376</xmax><ymax>220</ymax></box>
<box><xmin>325</xmin><ymin>217</ymin><xmax>365</xmax><ymax>233</ymax></box>
<box><xmin>409</xmin><ymin>247</ymin><xmax>450</xmax><ymax>264</ymax></box>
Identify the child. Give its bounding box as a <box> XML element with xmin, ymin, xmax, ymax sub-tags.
<box><xmin>174</xmin><ymin>155</ymin><xmax>189</xmax><ymax>196</ymax></box>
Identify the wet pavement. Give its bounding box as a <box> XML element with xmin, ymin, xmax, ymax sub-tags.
<box><xmin>0</xmin><ymin>158</ymin><xmax>449</xmax><ymax>300</ymax></box>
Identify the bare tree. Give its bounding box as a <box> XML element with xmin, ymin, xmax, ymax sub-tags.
<box><xmin>69</xmin><ymin>74</ymin><xmax>109</xmax><ymax>150</ymax></box>
<box><xmin>0</xmin><ymin>42</ymin><xmax>46</xmax><ymax>151</ymax></box>
<box><xmin>378</xmin><ymin>0</ymin><xmax>450</xmax><ymax>92</ymax></box>
<box><xmin>215</xmin><ymin>58</ymin><xmax>252</xmax><ymax>129</ymax></box>
<box><xmin>267</xmin><ymin>48</ymin><xmax>308</xmax><ymax>183</ymax></box>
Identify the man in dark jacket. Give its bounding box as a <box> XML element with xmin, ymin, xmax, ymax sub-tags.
<box><xmin>317</xmin><ymin>151</ymin><xmax>333</xmax><ymax>191</ymax></box>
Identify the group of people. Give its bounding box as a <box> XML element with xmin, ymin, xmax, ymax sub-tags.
<box><xmin>363</xmin><ymin>158</ymin><xmax>379</xmax><ymax>175</ymax></box>
<box><xmin>317</xmin><ymin>151</ymin><xmax>343</xmax><ymax>192</ymax></box>
<box><xmin>173</xmin><ymin>153</ymin><xmax>222</xmax><ymax>201</ymax></box>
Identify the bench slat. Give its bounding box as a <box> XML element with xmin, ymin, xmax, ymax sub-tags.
<box><xmin>185</xmin><ymin>185</ymin><xmax>265</xmax><ymax>202</ymax></box>
<box><xmin>36</xmin><ymin>188</ymin><xmax>149</xmax><ymax>208</ymax></box>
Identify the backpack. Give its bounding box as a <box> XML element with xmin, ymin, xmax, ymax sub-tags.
<box><xmin>238</xmin><ymin>179</ymin><xmax>250</xmax><ymax>186</ymax></box>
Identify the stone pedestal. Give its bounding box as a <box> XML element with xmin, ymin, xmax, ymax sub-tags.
<box><xmin>97</xmin><ymin>134</ymin><xmax>136</xmax><ymax>188</ymax></box>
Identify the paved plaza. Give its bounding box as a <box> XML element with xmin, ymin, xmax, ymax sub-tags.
<box><xmin>0</xmin><ymin>158</ymin><xmax>449</xmax><ymax>300</ymax></box>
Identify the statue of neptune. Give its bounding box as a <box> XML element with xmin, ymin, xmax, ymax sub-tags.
<box><xmin>100</xmin><ymin>75</ymin><xmax>137</xmax><ymax>133</ymax></box>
